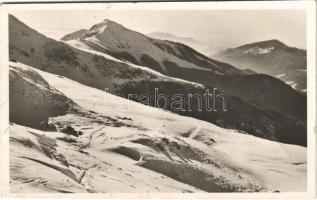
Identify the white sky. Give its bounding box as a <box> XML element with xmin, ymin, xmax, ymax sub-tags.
<box><xmin>11</xmin><ymin>9</ymin><xmax>306</xmax><ymax>49</ymax></box>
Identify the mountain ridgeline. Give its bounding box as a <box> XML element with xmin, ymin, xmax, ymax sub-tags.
<box><xmin>9</xmin><ymin>15</ymin><xmax>307</xmax><ymax>146</ymax></box>
<box><xmin>212</xmin><ymin>40</ymin><xmax>307</xmax><ymax>93</ymax></box>
<box><xmin>61</xmin><ymin>19</ymin><xmax>306</xmax><ymax>122</ymax></box>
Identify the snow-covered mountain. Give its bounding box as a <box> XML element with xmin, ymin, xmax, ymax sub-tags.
<box><xmin>9</xmin><ymin>61</ymin><xmax>307</xmax><ymax>193</ymax></box>
<box><xmin>61</xmin><ymin>19</ymin><xmax>306</xmax><ymax>125</ymax></box>
<box><xmin>62</xmin><ymin>19</ymin><xmax>241</xmax><ymax>75</ymax></box>
<box><xmin>9</xmin><ymin>15</ymin><xmax>159</xmax><ymax>92</ymax></box>
<box><xmin>9</xmin><ymin>15</ymin><xmax>307</xmax><ymax>146</ymax></box>
<box><xmin>212</xmin><ymin>40</ymin><xmax>307</xmax><ymax>93</ymax></box>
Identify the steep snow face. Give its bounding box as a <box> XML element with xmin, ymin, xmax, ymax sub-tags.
<box><xmin>9</xmin><ymin>62</ymin><xmax>307</xmax><ymax>193</ymax></box>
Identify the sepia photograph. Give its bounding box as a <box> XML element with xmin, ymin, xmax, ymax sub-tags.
<box><xmin>0</xmin><ymin>1</ymin><xmax>316</xmax><ymax>198</ymax></box>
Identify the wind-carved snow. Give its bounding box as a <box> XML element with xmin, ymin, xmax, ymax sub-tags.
<box><xmin>243</xmin><ymin>47</ymin><xmax>274</xmax><ymax>55</ymax></box>
<box><xmin>9</xmin><ymin>61</ymin><xmax>307</xmax><ymax>193</ymax></box>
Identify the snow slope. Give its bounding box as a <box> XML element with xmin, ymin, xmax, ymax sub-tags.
<box><xmin>10</xmin><ymin>62</ymin><xmax>307</xmax><ymax>193</ymax></box>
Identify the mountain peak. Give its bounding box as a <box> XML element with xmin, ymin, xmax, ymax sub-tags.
<box><xmin>102</xmin><ymin>18</ymin><xmax>115</xmax><ymax>23</ymax></box>
<box><xmin>83</xmin><ymin>19</ymin><xmax>124</xmax><ymax>38</ymax></box>
<box><xmin>229</xmin><ymin>39</ymin><xmax>288</xmax><ymax>55</ymax></box>
<box><xmin>239</xmin><ymin>39</ymin><xmax>287</xmax><ymax>50</ymax></box>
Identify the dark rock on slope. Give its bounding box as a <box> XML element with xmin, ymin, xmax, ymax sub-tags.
<box><xmin>9</xmin><ymin>64</ymin><xmax>77</xmax><ymax>129</ymax></box>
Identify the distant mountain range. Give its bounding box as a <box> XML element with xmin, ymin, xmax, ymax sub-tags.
<box><xmin>9</xmin><ymin>15</ymin><xmax>306</xmax><ymax>146</ymax></box>
<box><xmin>147</xmin><ymin>31</ymin><xmax>202</xmax><ymax>46</ymax></box>
<box><xmin>147</xmin><ymin>31</ymin><xmax>227</xmax><ymax>56</ymax></box>
<box><xmin>147</xmin><ymin>31</ymin><xmax>208</xmax><ymax>53</ymax></box>
<box><xmin>212</xmin><ymin>40</ymin><xmax>307</xmax><ymax>93</ymax></box>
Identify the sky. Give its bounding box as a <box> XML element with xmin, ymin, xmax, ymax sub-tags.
<box><xmin>11</xmin><ymin>9</ymin><xmax>306</xmax><ymax>49</ymax></box>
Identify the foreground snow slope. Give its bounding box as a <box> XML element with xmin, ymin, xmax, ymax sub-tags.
<box><xmin>10</xmin><ymin>62</ymin><xmax>306</xmax><ymax>193</ymax></box>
